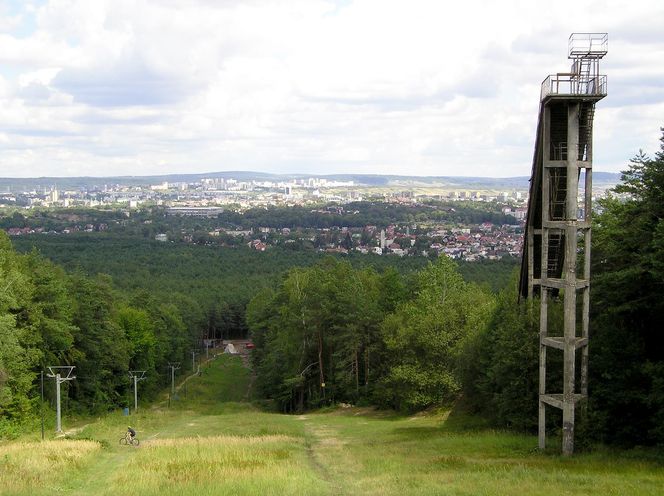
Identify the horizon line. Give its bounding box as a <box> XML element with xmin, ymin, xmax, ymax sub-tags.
<box><xmin>0</xmin><ymin>170</ymin><xmax>622</xmax><ymax>181</ymax></box>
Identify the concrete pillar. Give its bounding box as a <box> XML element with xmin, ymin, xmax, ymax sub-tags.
<box><xmin>134</xmin><ymin>375</ymin><xmax>139</xmax><ymax>412</ymax></box>
<box><xmin>562</xmin><ymin>102</ymin><xmax>580</xmax><ymax>456</ymax></box>
<box><xmin>539</xmin><ymin>287</ymin><xmax>548</xmax><ymax>450</ymax></box>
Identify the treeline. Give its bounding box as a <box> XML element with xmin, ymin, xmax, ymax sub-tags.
<box><xmin>248</xmin><ymin>129</ymin><xmax>664</xmax><ymax>448</ymax></box>
<box><xmin>10</xmin><ymin>236</ymin><xmax>417</xmax><ymax>341</ymax></box>
<box><xmin>0</xmin><ymin>232</ymin><xmax>204</xmax><ymax>435</ymax></box>
<box><xmin>247</xmin><ymin>257</ymin><xmax>539</xmax><ymax>417</ymax></box>
<box><xmin>213</xmin><ymin>201</ymin><xmax>518</xmax><ymax>230</ymax></box>
<box><xmin>0</xmin><ymin>208</ymin><xmax>126</xmax><ymax>231</ymax></box>
<box><xmin>247</xmin><ymin>257</ymin><xmax>494</xmax><ymax>412</ymax></box>
<box><xmin>11</xmin><ymin>234</ymin><xmax>517</xmax><ymax>332</ymax></box>
<box><xmin>586</xmin><ymin>130</ymin><xmax>664</xmax><ymax>446</ymax></box>
<box><xmin>1</xmin><ymin>200</ymin><xmax>518</xmax><ymax>236</ymax></box>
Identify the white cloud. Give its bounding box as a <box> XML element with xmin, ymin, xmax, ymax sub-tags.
<box><xmin>0</xmin><ymin>0</ymin><xmax>663</xmax><ymax>178</ymax></box>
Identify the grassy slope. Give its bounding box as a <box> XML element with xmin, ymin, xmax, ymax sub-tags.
<box><xmin>1</xmin><ymin>355</ymin><xmax>663</xmax><ymax>496</ymax></box>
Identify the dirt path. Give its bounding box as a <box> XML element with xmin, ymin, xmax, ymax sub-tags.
<box><xmin>66</xmin><ymin>436</ymin><xmax>141</xmax><ymax>495</ymax></box>
<box><xmin>220</xmin><ymin>339</ymin><xmax>255</xmax><ymax>400</ymax></box>
<box><xmin>302</xmin><ymin>421</ymin><xmax>346</xmax><ymax>494</ymax></box>
<box><xmin>59</xmin><ymin>423</ymin><xmax>90</xmax><ymax>437</ymax></box>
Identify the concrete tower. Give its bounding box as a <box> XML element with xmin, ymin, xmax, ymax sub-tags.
<box><xmin>519</xmin><ymin>33</ymin><xmax>607</xmax><ymax>455</ymax></box>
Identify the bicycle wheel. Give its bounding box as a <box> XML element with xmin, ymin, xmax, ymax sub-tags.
<box><xmin>119</xmin><ymin>437</ymin><xmax>128</xmax><ymax>445</ymax></box>
<box><xmin>132</xmin><ymin>438</ymin><xmax>140</xmax><ymax>446</ymax></box>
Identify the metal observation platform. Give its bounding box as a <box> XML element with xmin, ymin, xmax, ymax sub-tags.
<box><xmin>519</xmin><ymin>33</ymin><xmax>607</xmax><ymax>455</ymax></box>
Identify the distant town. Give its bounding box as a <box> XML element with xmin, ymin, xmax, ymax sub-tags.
<box><xmin>0</xmin><ymin>174</ymin><xmax>532</xmax><ymax>209</ymax></box>
<box><xmin>0</xmin><ymin>172</ymin><xmax>620</xmax><ymax>263</ymax></box>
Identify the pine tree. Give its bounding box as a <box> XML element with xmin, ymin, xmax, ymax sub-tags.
<box><xmin>590</xmin><ymin>128</ymin><xmax>664</xmax><ymax>445</ymax></box>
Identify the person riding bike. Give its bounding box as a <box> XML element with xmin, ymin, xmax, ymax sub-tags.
<box><xmin>127</xmin><ymin>426</ymin><xmax>136</xmax><ymax>440</ymax></box>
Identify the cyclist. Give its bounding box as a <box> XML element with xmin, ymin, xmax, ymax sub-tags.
<box><xmin>127</xmin><ymin>426</ymin><xmax>136</xmax><ymax>441</ymax></box>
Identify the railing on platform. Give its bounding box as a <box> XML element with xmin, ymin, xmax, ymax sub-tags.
<box><xmin>568</xmin><ymin>33</ymin><xmax>608</xmax><ymax>58</ymax></box>
<box><xmin>540</xmin><ymin>74</ymin><xmax>607</xmax><ymax>101</ymax></box>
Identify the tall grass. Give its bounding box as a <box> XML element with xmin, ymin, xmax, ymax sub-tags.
<box><xmin>0</xmin><ymin>439</ymin><xmax>100</xmax><ymax>493</ymax></box>
<box><xmin>1</xmin><ymin>355</ymin><xmax>663</xmax><ymax>495</ymax></box>
<box><xmin>106</xmin><ymin>435</ymin><xmax>327</xmax><ymax>496</ymax></box>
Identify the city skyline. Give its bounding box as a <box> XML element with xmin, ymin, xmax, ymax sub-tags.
<box><xmin>1</xmin><ymin>0</ymin><xmax>663</xmax><ymax>178</ymax></box>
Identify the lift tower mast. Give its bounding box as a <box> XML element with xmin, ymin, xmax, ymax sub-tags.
<box><xmin>520</xmin><ymin>33</ymin><xmax>607</xmax><ymax>455</ymax></box>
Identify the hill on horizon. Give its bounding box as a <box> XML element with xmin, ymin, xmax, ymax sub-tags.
<box><xmin>0</xmin><ymin>171</ymin><xmax>621</xmax><ymax>192</ymax></box>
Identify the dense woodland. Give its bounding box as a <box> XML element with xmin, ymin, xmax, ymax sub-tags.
<box><xmin>0</xmin><ymin>233</ymin><xmax>200</xmax><ymax>437</ymax></box>
<box><xmin>247</xmin><ymin>257</ymin><xmax>494</xmax><ymax>412</ymax></box>
<box><xmin>10</xmin><ymin>234</ymin><xmax>517</xmax><ymax>333</ymax></box>
<box><xmin>1</xmin><ymin>129</ymin><xmax>664</xmax><ymax>448</ymax></box>
<box><xmin>0</xmin><ymin>229</ymin><xmax>515</xmax><ymax>436</ymax></box>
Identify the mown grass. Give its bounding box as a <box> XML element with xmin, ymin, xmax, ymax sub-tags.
<box><xmin>1</xmin><ymin>354</ymin><xmax>663</xmax><ymax>495</ymax></box>
<box><xmin>300</xmin><ymin>409</ymin><xmax>664</xmax><ymax>495</ymax></box>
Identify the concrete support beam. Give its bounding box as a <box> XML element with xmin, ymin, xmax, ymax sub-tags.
<box><xmin>541</xmin><ymin>336</ymin><xmax>588</xmax><ymax>350</ymax></box>
<box><xmin>540</xmin><ymin>278</ymin><xmax>589</xmax><ymax>290</ymax></box>
<box><xmin>539</xmin><ymin>287</ymin><xmax>548</xmax><ymax>450</ymax></box>
<box><xmin>537</xmin><ymin>100</ymin><xmax>593</xmax><ymax>455</ymax></box>
<box><xmin>561</xmin><ymin>102</ymin><xmax>580</xmax><ymax>456</ymax></box>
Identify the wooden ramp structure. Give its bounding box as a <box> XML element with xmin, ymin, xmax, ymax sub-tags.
<box><xmin>519</xmin><ymin>33</ymin><xmax>607</xmax><ymax>455</ymax></box>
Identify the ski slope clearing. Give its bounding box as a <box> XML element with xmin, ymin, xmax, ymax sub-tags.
<box><xmin>1</xmin><ymin>355</ymin><xmax>662</xmax><ymax>495</ymax></box>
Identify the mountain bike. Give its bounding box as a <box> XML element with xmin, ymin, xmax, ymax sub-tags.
<box><xmin>119</xmin><ymin>431</ymin><xmax>140</xmax><ymax>446</ymax></box>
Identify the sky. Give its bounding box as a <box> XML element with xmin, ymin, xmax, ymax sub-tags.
<box><xmin>0</xmin><ymin>0</ymin><xmax>663</xmax><ymax>179</ymax></box>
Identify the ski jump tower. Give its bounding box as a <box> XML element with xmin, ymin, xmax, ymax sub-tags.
<box><xmin>519</xmin><ymin>33</ymin><xmax>607</xmax><ymax>455</ymax></box>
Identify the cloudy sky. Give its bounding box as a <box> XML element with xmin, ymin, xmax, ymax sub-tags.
<box><xmin>1</xmin><ymin>0</ymin><xmax>663</xmax><ymax>178</ymax></box>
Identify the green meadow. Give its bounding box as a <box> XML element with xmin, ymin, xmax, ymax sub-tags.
<box><xmin>1</xmin><ymin>355</ymin><xmax>662</xmax><ymax>496</ymax></box>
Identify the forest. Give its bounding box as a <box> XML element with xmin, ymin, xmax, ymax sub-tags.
<box><xmin>1</xmin><ymin>129</ymin><xmax>663</xmax><ymax>448</ymax></box>
<box><xmin>0</xmin><ymin>228</ymin><xmax>515</xmax><ymax>436</ymax></box>
<box><xmin>0</xmin><ymin>231</ymin><xmax>200</xmax><ymax>437</ymax></box>
<box><xmin>210</xmin><ymin>201</ymin><xmax>519</xmax><ymax>230</ymax></box>
<box><xmin>9</xmin><ymin>234</ymin><xmax>517</xmax><ymax>336</ymax></box>
<box><xmin>246</xmin><ymin>129</ymin><xmax>664</xmax><ymax>447</ymax></box>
